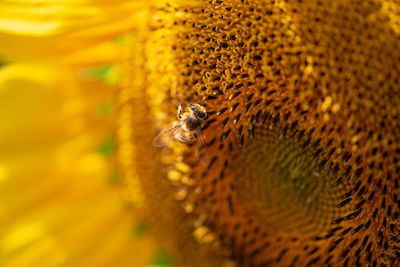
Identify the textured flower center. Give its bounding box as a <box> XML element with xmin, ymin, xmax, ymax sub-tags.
<box><xmin>141</xmin><ymin>0</ymin><xmax>400</xmax><ymax>265</ymax></box>
<box><xmin>234</xmin><ymin>124</ymin><xmax>345</xmax><ymax>234</ymax></box>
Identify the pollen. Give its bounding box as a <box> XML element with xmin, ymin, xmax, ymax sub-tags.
<box><xmin>321</xmin><ymin>96</ymin><xmax>332</xmax><ymax>112</ymax></box>
<box><xmin>167</xmin><ymin>169</ymin><xmax>181</xmax><ymax>182</ymax></box>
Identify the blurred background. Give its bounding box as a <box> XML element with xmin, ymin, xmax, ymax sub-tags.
<box><xmin>0</xmin><ymin>1</ymin><xmax>170</xmax><ymax>266</ymax></box>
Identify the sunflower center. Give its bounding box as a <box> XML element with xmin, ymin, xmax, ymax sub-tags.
<box><xmin>233</xmin><ymin>122</ymin><xmax>346</xmax><ymax>235</ymax></box>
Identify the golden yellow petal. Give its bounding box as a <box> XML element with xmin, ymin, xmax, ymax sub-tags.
<box><xmin>60</xmin><ymin>42</ymin><xmax>123</xmax><ymax>67</ymax></box>
<box><xmin>0</xmin><ymin>63</ymin><xmax>158</xmax><ymax>266</ymax></box>
<box><xmin>0</xmin><ymin>1</ymin><xmax>149</xmax><ymax>37</ymax></box>
<box><xmin>0</xmin><ymin>1</ymin><xmax>151</xmax><ymax>62</ymax></box>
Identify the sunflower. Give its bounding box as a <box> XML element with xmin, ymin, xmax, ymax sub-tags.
<box><xmin>1</xmin><ymin>0</ymin><xmax>399</xmax><ymax>266</ymax></box>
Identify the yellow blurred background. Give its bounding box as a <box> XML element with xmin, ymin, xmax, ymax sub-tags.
<box><xmin>0</xmin><ymin>1</ymin><xmax>169</xmax><ymax>266</ymax></box>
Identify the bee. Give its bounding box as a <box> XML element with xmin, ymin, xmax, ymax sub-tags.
<box><xmin>152</xmin><ymin>103</ymin><xmax>209</xmax><ymax>148</ymax></box>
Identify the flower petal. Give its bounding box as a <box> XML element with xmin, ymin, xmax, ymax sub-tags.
<box><xmin>0</xmin><ymin>1</ymin><xmax>150</xmax><ymax>61</ymax></box>
<box><xmin>0</xmin><ymin>63</ymin><xmax>157</xmax><ymax>266</ymax></box>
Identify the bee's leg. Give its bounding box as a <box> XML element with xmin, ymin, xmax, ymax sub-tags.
<box><xmin>177</xmin><ymin>104</ymin><xmax>182</xmax><ymax>119</ymax></box>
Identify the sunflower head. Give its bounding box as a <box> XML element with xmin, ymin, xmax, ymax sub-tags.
<box><xmin>138</xmin><ymin>0</ymin><xmax>400</xmax><ymax>265</ymax></box>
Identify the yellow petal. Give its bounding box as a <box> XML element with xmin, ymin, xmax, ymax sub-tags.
<box><xmin>0</xmin><ymin>63</ymin><xmax>157</xmax><ymax>266</ymax></box>
<box><xmin>0</xmin><ymin>1</ymin><xmax>150</xmax><ymax>62</ymax></box>
<box><xmin>0</xmin><ymin>1</ymin><xmax>148</xmax><ymax>37</ymax></box>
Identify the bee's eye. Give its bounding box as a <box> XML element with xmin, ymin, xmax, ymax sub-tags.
<box><xmin>190</xmin><ymin>105</ymin><xmax>197</xmax><ymax>112</ymax></box>
<box><xmin>197</xmin><ymin>111</ymin><xmax>206</xmax><ymax>118</ymax></box>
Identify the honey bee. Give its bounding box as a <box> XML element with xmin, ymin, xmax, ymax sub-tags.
<box><xmin>152</xmin><ymin>103</ymin><xmax>208</xmax><ymax>148</ymax></box>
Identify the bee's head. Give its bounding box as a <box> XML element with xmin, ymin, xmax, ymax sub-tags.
<box><xmin>190</xmin><ymin>104</ymin><xmax>208</xmax><ymax>120</ymax></box>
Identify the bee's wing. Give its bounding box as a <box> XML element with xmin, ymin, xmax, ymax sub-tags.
<box><xmin>152</xmin><ymin>121</ymin><xmax>183</xmax><ymax>147</ymax></box>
